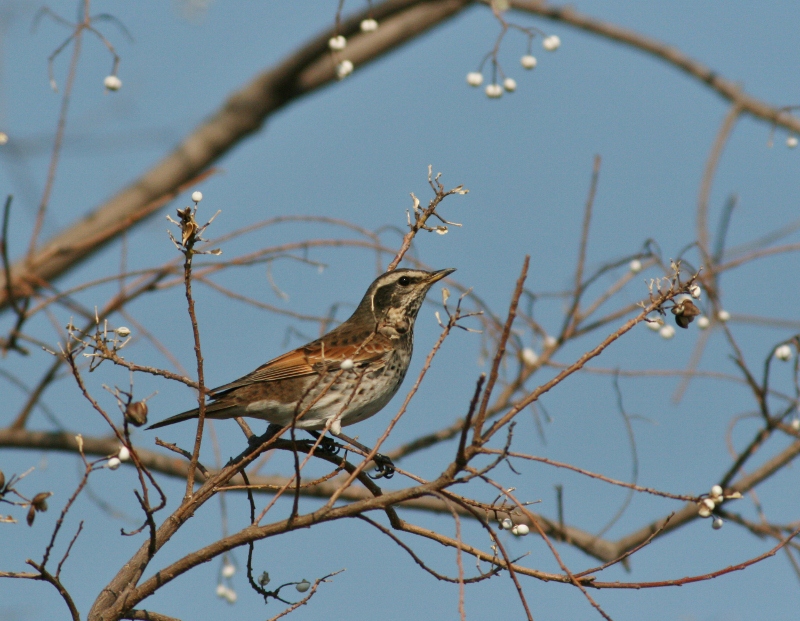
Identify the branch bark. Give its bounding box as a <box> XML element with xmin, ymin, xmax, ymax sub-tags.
<box><xmin>0</xmin><ymin>0</ymin><xmax>471</xmax><ymax>311</ymax></box>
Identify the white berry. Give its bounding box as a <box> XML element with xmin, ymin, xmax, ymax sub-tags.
<box><xmin>336</xmin><ymin>60</ymin><xmax>354</xmax><ymax>79</ymax></box>
<box><xmin>115</xmin><ymin>326</ymin><xmax>131</xmax><ymax>337</ymax></box>
<box><xmin>118</xmin><ymin>446</ymin><xmax>131</xmax><ymax>461</ymax></box>
<box><xmin>646</xmin><ymin>318</ymin><xmax>663</xmax><ymax>331</ymax></box>
<box><xmin>788</xmin><ymin>136</ymin><xmax>798</xmax><ymax>148</ymax></box>
<box><xmin>216</xmin><ymin>584</ymin><xmax>228</xmax><ymax>597</ymax></box>
<box><xmin>698</xmin><ymin>504</ymin><xmax>712</xmax><ymax>518</ymax></box>
<box><xmin>223</xmin><ymin>588</ymin><xmax>237</xmax><ymax>603</ymax></box>
<box><xmin>340</xmin><ymin>358</ymin><xmax>354</xmax><ymax>371</ymax></box>
<box><xmin>775</xmin><ymin>344</ymin><xmax>792</xmax><ymax>361</ymax></box>
<box><xmin>328</xmin><ymin>35</ymin><xmax>347</xmax><ymax>51</ymax></box>
<box><xmin>544</xmin><ymin>335</ymin><xmax>557</xmax><ymax>348</ymax></box>
<box><xmin>702</xmin><ymin>497</ymin><xmax>716</xmax><ymax>510</ymax></box>
<box><xmin>503</xmin><ymin>77</ymin><xmax>517</xmax><ymax>92</ymax></box>
<box><xmin>191</xmin><ymin>191</ymin><xmax>203</xmax><ymax>203</ymax></box>
<box><xmin>222</xmin><ymin>562</ymin><xmax>236</xmax><ymax>578</ymax></box>
<box><xmin>717</xmin><ymin>310</ymin><xmax>730</xmax><ymax>322</ymax></box>
<box><xmin>542</xmin><ymin>35</ymin><xmax>561</xmax><ymax>51</ymax></box>
<box><xmin>697</xmin><ymin>316</ymin><xmax>710</xmax><ymax>329</ymax></box>
<box><xmin>629</xmin><ymin>259</ymin><xmax>642</xmax><ymax>273</ymax></box>
<box><xmin>511</xmin><ymin>523</ymin><xmax>529</xmax><ymax>536</ymax></box>
<box><xmin>689</xmin><ymin>284</ymin><xmax>701</xmax><ymax>299</ymax></box>
<box><xmin>521</xmin><ymin>347</ymin><xmax>538</xmax><ymax>366</ymax></box>
<box><xmin>107</xmin><ymin>457</ymin><xmax>121</xmax><ymax>470</ymax></box>
<box><xmin>791</xmin><ymin>417</ymin><xmax>800</xmax><ymax>431</ymax></box>
<box><xmin>520</xmin><ymin>55</ymin><xmax>537</xmax><ymax>69</ymax></box>
<box><xmin>712</xmin><ymin>517</ymin><xmax>724</xmax><ymax>530</ymax></box>
<box><xmin>659</xmin><ymin>325</ymin><xmax>675</xmax><ymax>340</ymax></box>
<box><xmin>710</xmin><ymin>484</ymin><xmax>723</xmax><ymax>498</ymax></box>
<box><xmin>296</xmin><ymin>579</ymin><xmax>311</xmax><ymax>593</ymax></box>
<box><xmin>104</xmin><ymin>75</ymin><xmax>122</xmax><ymax>91</ymax></box>
<box><xmin>360</xmin><ymin>18</ymin><xmax>378</xmax><ymax>32</ymax></box>
<box><xmin>0</xmin><ymin>132</ymin><xmax>8</xmax><ymax>145</ymax></box>
<box><xmin>501</xmin><ymin>518</ymin><xmax>513</xmax><ymax>530</ymax></box>
<box><xmin>485</xmin><ymin>83</ymin><xmax>503</xmax><ymax>98</ymax></box>
<box><xmin>466</xmin><ymin>72</ymin><xmax>483</xmax><ymax>87</ymax></box>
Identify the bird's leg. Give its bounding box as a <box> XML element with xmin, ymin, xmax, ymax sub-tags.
<box><xmin>227</xmin><ymin>424</ymin><xmax>284</xmax><ymax>464</ymax></box>
<box><xmin>247</xmin><ymin>423</ymin><xmax>284</xmax><ymax>449</ymax></box>
<box><xmin>333</xmin><ymin>431</ymin><xmax>395</xmax><ymax>480</ymax></box>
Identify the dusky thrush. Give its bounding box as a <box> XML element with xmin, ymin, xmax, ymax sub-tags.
<box><xmin>148</xmin><ymin>268</ymin><xmax>455</xmax><ymax>474</ymax></box>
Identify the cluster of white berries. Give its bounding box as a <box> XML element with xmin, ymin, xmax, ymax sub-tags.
<box><xmin>360</xmin><ymin>18</ymin><xmax>378</xmax><ymax>32</ymax></box>
<box><xmin>466</xmin><ymin>34</ymin><xmax>560</xmax><ymax>99</ymax></box>
<box><xmin>104</xmin><ymin>75</ymin><xmax>122</xmax><ymax>91</ymax></box>
<box><xmin>216</xmin><ymin>583</ymin><xmax>237</xmax><ymax>603</ymax></box>
<box><xmin>645</xmin><ymin>317</ymin><xmax>675</xmax><ymax>340</ymax></box>
<box><xmin>695</xmin><ymin>310</ymin><xmax>730</xmax><ymax>330</ymax></box>
<box><xmin>645</xmin><ymin>285</ymin><xmax>705</xmax><ymax>339</ymax></box>
<box><xmin>542</xmin><ymin>35</ymin><xmax>561</xmax><ymax>51</ymax></box>
<box><xmin>107</xmin><ymin>444</ymin><xmax>131</xmax><ymax>470</ymax></box>
<box><xmin>336</xmin><ymin>59</ymin><xmax>354</xmax><ymax>79</ymax></box>
<box><xmin>697</xmin><ymin>484</ymin><xmax>741</xmax><ymax>529</ymax></box>
<box><xmin>328</xmin><ymin>34</ymin><xmax>347</xmax><ymax>51</ymax></box>
<box><xmin>216</xmin><ymin>559</ymin><xmax>238</xmax><ymax>603</ymax></box>
<box><xmin>328</xmin><ymin>19</ymin><xmax>380</xmax><ymax>81</ymax></box>
<box><xmin>498</xmin><ymin>517</ymin><xmax>530</xmax><ymax>536</ymax></box>
<box><xmin>775</xmin><ymin>344</ymin><xmax>793</xmax><ymax>361</ymax></box>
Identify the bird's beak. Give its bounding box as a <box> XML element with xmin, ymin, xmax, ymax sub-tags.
<box><xmin>428</xmin><ymin>268</ymin><xmax>456</xmax><ymax>283</ymax></box>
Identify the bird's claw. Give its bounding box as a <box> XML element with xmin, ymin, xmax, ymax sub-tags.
<box><xmin>314</xmin><ymin>435</ymin><xmax>342</xmax><ymax>457</ymax></box>
<box><xmin>368</xmin><ymin>454</ymin><xmax>395</xmax><ymax>480</ymax></box>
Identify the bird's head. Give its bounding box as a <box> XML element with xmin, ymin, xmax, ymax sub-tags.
<box><xmin>359</xmin><ymin>268</ymin><xmax>456</xmax><ymax>323</ymax></box>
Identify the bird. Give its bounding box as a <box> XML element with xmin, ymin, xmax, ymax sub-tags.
<box><xmin>148</xmin><ymin>267</ymin><xmax>455</xmax><ymax>475</ymax></box>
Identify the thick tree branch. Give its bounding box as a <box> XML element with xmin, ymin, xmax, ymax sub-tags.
<box><xmin>509</xmin><ymin>1</ymin><xmax>800</xmax><ymax>134</ymax></box>
<box><xmin>0</xmin><ymin>0</ymin><xmax>471</xmax><ymax>311</ymax></box>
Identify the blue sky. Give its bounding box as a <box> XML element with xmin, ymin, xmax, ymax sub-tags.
<box><xmin>2</xmin><ymin>2</ymin><xmax>800</xmax><ymax>620</ymax></box>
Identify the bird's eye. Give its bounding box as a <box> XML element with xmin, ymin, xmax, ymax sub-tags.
<box><xmin>398</xmin><ymin>276</ymin><xmax>411</xmax><ymax>286</ymax></box>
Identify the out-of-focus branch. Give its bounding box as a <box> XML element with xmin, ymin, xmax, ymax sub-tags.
<box><xmin>509</xmin><ymin>1</ymin><xmax>800</xmax><ymax>134</ymax></box>
<box><xmin>0</xmin><ymin>0</ymin><xmax>471</xmax><ymax>311</ymax></box>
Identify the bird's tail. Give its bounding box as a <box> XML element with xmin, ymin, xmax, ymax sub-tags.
<box><xmin>146</xmin><ymin>408</ymin><xmax>199</xmax><ymax>430</ymax></box>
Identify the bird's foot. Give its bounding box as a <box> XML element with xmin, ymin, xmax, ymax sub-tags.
<box><xmin>368</xmin><ymin>453</ymin><xmax>395</xmax><ymax>480</ymax></box>
<box><xmin>313</xmin><ymin>435</ymin><xmax>342</xmax><ymax>457</ymax></box>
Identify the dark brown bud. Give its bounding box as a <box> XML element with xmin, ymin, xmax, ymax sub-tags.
<box><xmin>31</xmin><ymin>492</ymin><xmax>51</xmax><ymax>512</ymax></box>
<box><xmin>672</xmin><ymin>299</ymin><xmax>701</xmax><ymax>329</ymax></box>
<box><xmin>176</xmin><ymin>207</ymin><xmax>198</xmax><ymax>246</ymax></box>
<box><xmin>125</xmin><ymin>401</ymin><xmax>149</xmax><ymax>427</ymax></box>
<box><xmin>27</xmin><ymin>505</ymin><xmax>36</xmax><ymax>527</ymax></box>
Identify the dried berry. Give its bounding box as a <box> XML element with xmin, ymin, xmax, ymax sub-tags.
<box><xmin>672</xmin><ymin>299</ymin><xmax>701</xmax><ymax>328</ymax></box>
<box><xmin>125</xmin><ymin>401</ymin><xmax>149</xmax><ymax>426</ymax></box>
<box><xmin>31</xmin><ymin>492</ymin><xmax>51</xmax><ymax>512</ymax></box>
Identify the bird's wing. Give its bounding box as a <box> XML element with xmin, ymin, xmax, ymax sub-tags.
<box><xmin>209</xmin><ymin>335</ymin><xmax>391</xmax><ymax>396</ymax></box>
